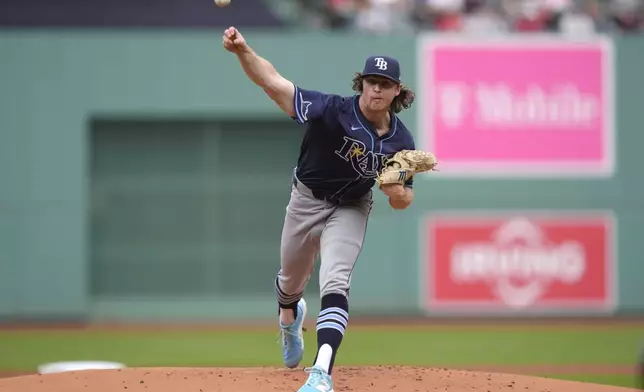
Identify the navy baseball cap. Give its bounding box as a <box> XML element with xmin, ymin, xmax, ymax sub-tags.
<box><xmin>361</xmin><ymin>55</ymin><xmax>401</xmax><ymax>83</ymax></box>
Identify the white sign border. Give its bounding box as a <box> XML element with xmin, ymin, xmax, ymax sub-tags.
<box><xmin>415</xmin><ymin>33</ymin><xmax>616</xmax><ymax>179</ymax></box>
<box><xmin>417</xmin><ymin>209</ymin><xmax>618</xmax><ymax>316</ymax></box>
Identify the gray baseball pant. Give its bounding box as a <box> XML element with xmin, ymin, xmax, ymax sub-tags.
<box><xmin>275</xmin><ymin>174</ymin><xmax>373</xmax><ymax>305</ymax></box>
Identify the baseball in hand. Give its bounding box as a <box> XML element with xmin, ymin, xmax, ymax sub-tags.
<box><xmin>214</xmin><ymin>0</ymin><xmax>230</xmax><ymax>6</ymax></box>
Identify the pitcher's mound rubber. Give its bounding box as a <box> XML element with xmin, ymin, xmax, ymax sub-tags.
<box><xmin>0</xmin><ymin>366</ymin><xmax>638</xmax><ymax>392</ymax></box>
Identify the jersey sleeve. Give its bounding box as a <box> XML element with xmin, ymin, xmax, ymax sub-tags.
<box><xmin>291</xmin><ymin>86</ymin><xmax>339</xmax><ymax>124</ymax></box>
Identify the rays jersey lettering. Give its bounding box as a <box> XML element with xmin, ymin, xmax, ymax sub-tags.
<box><xmin>334</xmin><ymin>136</ymin><xmax>386</xmax><ymax>179</ymax></box>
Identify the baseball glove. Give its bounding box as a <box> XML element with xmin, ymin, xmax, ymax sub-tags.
<box><xmin>377</xmin><ymin>149</ymin><xmax>438</xmax><ymax>187</ymax></box>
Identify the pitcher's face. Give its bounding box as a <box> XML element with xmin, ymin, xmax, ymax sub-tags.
<box><xmin>362</xmin><ymin>76</ymin><xmax>400</xmax><ymax>111</ymax></box>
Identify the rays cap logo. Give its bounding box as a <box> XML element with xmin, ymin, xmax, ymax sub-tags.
<box><xmin>362</xmin><ymin>55</ymin><xmax>401</xmax><ymax>83</ymax></box>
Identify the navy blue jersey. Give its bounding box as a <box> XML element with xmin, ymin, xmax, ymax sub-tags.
<box><xmin>290</xmin><ymin>86</ymin><xmax>416</xmax><ymax>203</ymax></box>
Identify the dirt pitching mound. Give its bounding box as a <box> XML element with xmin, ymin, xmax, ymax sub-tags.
<box><xmin>0</xmin><ymin>366</ymin><xmax>638</xmax><ymax>392</ymax></box>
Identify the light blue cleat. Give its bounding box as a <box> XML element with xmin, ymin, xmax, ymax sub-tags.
<box><xmin>297</xmin><ymin>365</ymin><xmax>334</xmax><ymax>392</ymax></box>
<box><xmin>279</xmin><ymin>298</ymin><xmax>307</xmax><ymax>369</ymax></box>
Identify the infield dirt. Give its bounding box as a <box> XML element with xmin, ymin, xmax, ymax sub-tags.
<box><xmin>0</xmin><ymin>366</ymin><xmax>641</xmax><ymax>392</ymax></box>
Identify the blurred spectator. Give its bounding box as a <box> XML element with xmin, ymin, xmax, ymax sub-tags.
<box><xmin>413</xmin><ymin>0</ymin><xmax>508</xmax><ymax>33</ymax></box>
<box><xmin>602</xmin><ymin>0</ymin><xmax>643</xmax><ymax>32</ymax></box>
<box><xmin>351</xmin><ymin>0</ymin><xmax>416</xmax><ymax>34</ymax></box>
<box><xmin>296</xmin><ymin>0</ymin><xmax>643</xmax><ymax>33</ymax></box>
<box><xmin>329</xmin><ymin>0</ymin><xmax>358</xmax><ymax>20</ymax></box>
<box><xmin>294</xmin><ymin>0</ymin><xmax>354</xmax><ymax>28</ymax></box>
<box><xmin>541</xmin><ymin>0</ymin><xmax>574</xmax><ymax>31</ymax></box>
<box><xmin>499</xmin><ymin>0</ymin><xmax>598</xmax><ymax>33</ymax></box>
<box><xmin>301</xmin><ymin>0</ymin><xmax>415</xmax><ymax>32</ymax></box>
<box><xmin>461</xmin><ymin>0</ymin><xmax>510</xmax><ymax>34</ymax></box>
<box><xmin>558</xmin><ymin>4</ymin><xmax>598</xmax><ymax>36</ymax></box>
<box><xmin>414</xmin><ymin>0</ymin><xmax>466</xmax><ymax>31</ymax></box>
<box><xmin>502</xmin><ymin>0</ymin><xmax>552</xmax><ymax>31</ymax></box>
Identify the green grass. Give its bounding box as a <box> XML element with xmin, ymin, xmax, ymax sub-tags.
<box><xmin>1</xmin><ymin>325</ymin><xmax>642</xmax><ymax>388</ymax></box>
<box><xmin>339</xmin><ymin>328</ymin><xmax>642</xmax><ymax>366</ymax></box>
<box><xmin>1</xmin><ymin>326</ymin><xmax>642</xmax><ymax>370</ymax></box>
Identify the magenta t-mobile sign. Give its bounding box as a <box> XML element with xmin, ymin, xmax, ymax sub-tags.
<box><xmin>417</xmin><ymin>36</ymin><xmax>615</xmax><ymax>178</ymax></box>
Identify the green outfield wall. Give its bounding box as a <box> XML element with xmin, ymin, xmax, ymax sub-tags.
<box><xmin>1</xmin><ymin>31</ymin><xmax>643</xmax><ymax>322</ymax></box>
